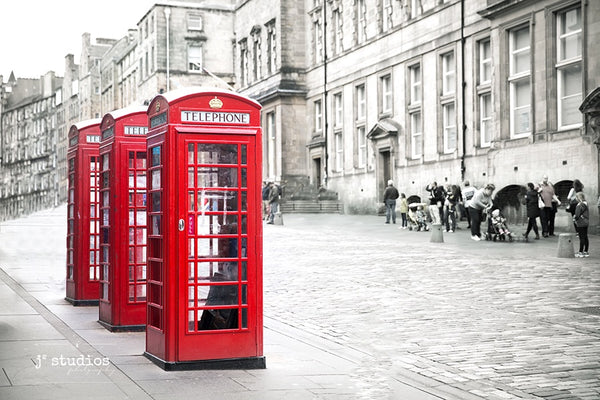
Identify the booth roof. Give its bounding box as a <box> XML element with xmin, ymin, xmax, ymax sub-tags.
<box><xmin>72</xmin><ymin>118</ymin><xmax>102</xmax><ymax>131</ymax></box>
<box><xmin>104</xmin><ymin>105</ymin><xmax>148</xmax><ymax>121</ymax></box>
<box><xmin>153</xmin><ymin>86</ymin><xmax>261</xmax><ymax>108</ymax></box>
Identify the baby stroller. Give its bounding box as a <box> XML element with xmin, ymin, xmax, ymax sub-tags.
<box><xmin>407</xmin><ymin>203</ymin><xmax>429</xmax><ymax>232</ymax></box>
<box><xmin>485</xmin><ymin>209</ymin><xmax>514</xmax><ymax>242</ymax></box>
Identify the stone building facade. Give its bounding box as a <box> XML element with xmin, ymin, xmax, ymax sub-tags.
<box><xmin>232</xmin><ymin>0</ymin><xmax>598</xmax><ymax>228</ymax></box>
<box><xmin>292</xmin><ymin>0</ymin><xmax>598</xmax><ymax>228</ymax></box>
<box><xmin>1</xmin><ymin>0</ymin><xmax>599</xmax><ymax>228</ymax></box>
<box><xmin>0</xmin><ymin>72</ymin><xmax>62</xmax><ymax>217</ymax></box>
<box><xmin>235</xmin><ymin>0</ymin><xmax>310</xmax><ymax>195</ymax></box>
<box><xmin>1</xmin><ymin>0</ymin><xmax>236</xmax><ymax>220</ymax></box>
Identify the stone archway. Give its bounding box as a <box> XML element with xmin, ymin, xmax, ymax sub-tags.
<box><xmin>554</xmin><ymin>180</ymin><xmax>574</xmax><ymax>205</ymax></box>
<box><xmin>407</xmin><ymin>195</ymin><xmax>421</xmax><ymax>204</ymax></box>
<box><xmin>493</xmin><ymin>184</ymin><xmax>527</xmax><ymax>225</ymax></box>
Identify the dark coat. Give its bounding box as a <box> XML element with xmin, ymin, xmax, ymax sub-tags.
<box><xmin>574</xmin><ymin>201</ymin><xmax>589</xmax><ymax>228</ymax></box>
<box><xmin>383</xmin><ymin>186</ymin><xmax>399</xmax><ymax>202</ymax></box>
<box><xmin>525</xmin><ymin>189</ymin><xmax>540</xmax><ymax>218</ymax></box>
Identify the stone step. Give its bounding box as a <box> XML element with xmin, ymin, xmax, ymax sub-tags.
<box><xmin>280</xmin><ymin>200</ymin><xmax>343</xmax><ymax>214</ymax></box>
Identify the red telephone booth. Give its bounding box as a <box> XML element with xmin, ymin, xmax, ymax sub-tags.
<box><xmin>98</xmin><ymin>106</ymin><xmax>148</xmax><ymax>331</ymax></box>
<box><xmin>66</xmin><ymin>119</ymin><xmax>102</xmax><ymax>305</ymax></box>
<box><xmin>144</xmin><ymin>87</ymin><xmax>265</xmax><ymax>370</ymax></box>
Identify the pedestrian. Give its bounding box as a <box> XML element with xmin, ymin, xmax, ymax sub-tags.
<box><xmin>425</xmin><ymin>181</ymin><xmax>446</xmax><ymax>225</ymax></box>
<box><xmin>261</xmin><ymin>181</ymin><xmax>270</xmax><ymax>220</ymax></box>
<box><xmin>468</xmin><ymin>183</ymin><xmax>495</xmax><ymax>241</ymax></box>
<box><xmin>522</xmin><ymin>182</ymin><xmax>540</xmax><ymax>241</ymax></box>
<box><xmin>398</xmin><ymin>193</ymin><xmax>409</xmax><ymax>229</ymax></box>
<box><xmin>537</xmin><ymin>175</ymin><xmax>557</xmax><ymax>237</ymax></box>
<box><xmin>444</xmin><ymin>185</ymin><xmax>459</xmax><ymax>232</ymax></box>
<box><xmin>566</xmin><ymin>179</ymin><xmax>584</xmax><ymax>229</ymax></box>
<box><xmin>573</xmin><ymin>192</ymin><xmax>589</xmax><ymax>257</ymax></box>
<box><xmin>267</xmin><ymin>182</ymin><xmax>280</xmax><ymax>224</ymax></box>
<box><xmin>383</xmin><ymin>180</ymin><xmax>400</xmax><ymax>224</ymax></box>
<box><xmin>461</xmin><ymin>180</ymin><xmax>476</xmax><ymax>229</ymax></box>
<box><xmin>454</xmin><ymin>184</ymin><xmax>465</xmax><ymax>223</ymax></box>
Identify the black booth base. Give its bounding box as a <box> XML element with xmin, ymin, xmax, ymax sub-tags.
<box><xmin>144</xmin><ymin>352</ymin><xmax>266</xmax><ymax>371</ymax></box>
<box><xmin>97</xmin><ymin>320</ymin><xmax>146</xmax><ymax>332</ymax></box>
<box><xmin>65</xmin><ymin>297</ymin><xmax>99</xmax><ymax>306</ymax></box>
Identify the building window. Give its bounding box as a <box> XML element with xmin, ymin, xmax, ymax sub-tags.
<box><xmin>356</xmin><ymin>84</ymin><xmax>366</xmax><ymax>121</ymax></box>
<box><xmin>266</xmin><ymin>20</ymin><xmax>277</xmax><ymax>75</ymax></box>
<box><xmin>252</xmin><ymin>30</ymin><xmax>262</xmax><ymax>81</ymax></box>
<box><xmin>357</xmin><ymin>126</ymin><xmax>367</xmax><ymax>168</ymax></box>
<box><xmin>556</xmin><ymin>6</ymin><xmax>582</xmax><ymax>129</ymax></box>
<box><xmin>480</xmin><ymin>93</ymin><xmax>492</xmax><ymax>147</ymax></box>
<box><xmin>442</xmin><ymin>102</ymin><xmax>456</xmax><ymax>153</ymax></box>
<box><xmin>381</xmin><ymin>0</ymin><xmax>393</xmax><ymax>32</ymax></box>
<box><xmin>188</xmin><ymin>14</ymin><xmax>203</xmax><ymax>31</ymax></box>
<box><xmin>410</xmin><ymin>0</ymin><xmax>422</xmax><ymax>19</ymax></box>
<box><xmin>332</xmin><ymin>8</ymin><xmax>343</xmax><ymax>55</ymax></box>
<box><xmin>479</xmin><ymin>39</ymin><xmax>491</xmax><ymax>84</ymax></box>
<box><xmin>509</xmin><ymin>25</ymin><xmax>531</xmax><ymax>137</ymax></box>
<box><xmin>442</xmin><ymin>52</ymin><xmax>455</xmax><ymax>95</ymax></box>
<box><xmin>314</xmin><ymin>100</ymin><xmax>323</xmax><ymax>133</ymax></box>
<box><xmin>410</xmin><ymin>111</ymin><xmax>422</xmax><ymax>159</ymax></box>
<box><xmin>356</xmin><ymin>0</ymin><xmax>366</xmax><ymax>44</ymax></box>
<box><xmin>151</xmin><ymin>46</ymin><xmax>155</xmax><ymax>72</ymax></box>
<box><xmin>266</xmin><ymin>112</ymin><xmax>276</xmax><ymax>179</ymax></box>
<box><xmin>310</xmin><ymin>6</ymin><xmax>323</xmax><ymax>65</ymax></box>
<box><xmin>188</xmin><ymin>45</ymin><xmax>203</xmax><ymax>72</ymax></box>
<box><xmin>335</xmin><ymin>132</ymin><xmax>343</xmax><ymax>171</ymax></box>
<box><xmin>380</xmin><ymin>74</ymin><xmax>392</xmax><ymax>115</ymax></box>
<box><xmin>239</xmin><ymin>39</ymin><xmax>248</xmax><ymax>86</ymax></box>
<box><xmin>409</xmin><ymin>64</ymin><xmax>421</xmax><ymax>105</ymax></box>
<box><xmin>333</xmin><ymin>92</ymin><xmax>343</xmax><ymax>129</ymax></box>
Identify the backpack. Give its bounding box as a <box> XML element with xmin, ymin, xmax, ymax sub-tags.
<box><xmin>574</xmin><ymin>203</ymin><xmax>588</xmax><ymax>227</ymax></box>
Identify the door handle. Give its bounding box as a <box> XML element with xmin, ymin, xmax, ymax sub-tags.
<box><xmin>178</xmin><ymin>218</ymin><xmax>185</xmax><ymax>231</ymax></box>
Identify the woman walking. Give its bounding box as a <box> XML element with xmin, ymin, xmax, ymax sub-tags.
<box><xmin>573</xmin><ymin>192</ymin><xmax>590</xmax><ymax>257</ymax></box>
<box><xmin>522</xmin><ymin>182</ymin><xmax>540</xmax><ymax>241</ymax></box>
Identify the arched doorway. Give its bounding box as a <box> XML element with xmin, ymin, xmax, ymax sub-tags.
<box><xmin>493</xmin><ymin>184</ymin><xmax>527</xmax><ymax>225</ymax></box>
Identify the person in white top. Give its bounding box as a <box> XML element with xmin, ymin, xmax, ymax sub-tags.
<box><xmin>468</xmin><ymin>183</ymin><xmax>495</xmax><ymax>241</ymax></box>
<box><xmin>461</xmin><ymin>180</ymin><xmax>476</xmax><ymax>229</ymax></box>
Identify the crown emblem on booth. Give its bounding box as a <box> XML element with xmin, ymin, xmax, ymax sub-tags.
<box><xmin>155</xmin><ymin>102</ymin><xmax>160</xmax><ymax>112</ymax></box>
<box><xmin>209</xmin><ymin>97</ymin><xmax>223</xmax><ymax>109</ymax></box>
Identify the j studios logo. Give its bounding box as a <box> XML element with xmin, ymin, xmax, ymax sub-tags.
<box><xmin>34</xmin><ymin>354</ymin><xmax>110</xmax><ymax>370</ymax></box>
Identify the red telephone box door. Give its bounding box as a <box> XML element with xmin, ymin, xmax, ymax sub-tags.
<box><xmin>176</xmin><ymin>133</ymin><xmax>260</xmax><ymax>361</ymax></box>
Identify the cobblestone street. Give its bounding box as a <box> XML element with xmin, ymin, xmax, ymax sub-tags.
<box><xmin>263</xmin><ymin>215</ymin><xmax>600</xmax><ymax>400</ymax></box>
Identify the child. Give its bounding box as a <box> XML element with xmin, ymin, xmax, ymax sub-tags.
<box><xmin>416</xmin><ymin>205</ymin><xmax>429</xmax><ymax>231</ymax></box>
<box><xmin>573</xmin><ymin>192</ymin><xmax>589</xmax><ymax>257</ymax></box>
<box><xmin>398</xmin><ymin>193</ymin><xmax>409</xmax><ymax>229</ymax></box>
<box><xmin>491</xmin><ymin>209</ymin><xmax>511</xmax><ymax>236</ymax></box>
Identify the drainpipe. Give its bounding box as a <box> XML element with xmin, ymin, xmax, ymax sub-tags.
<box><xmin>460</xmin><ymin>0</ymin><xmax>466</xmax><ymax>181</ymax></box>
<box><xmin>322</xmin><ymin>1</ymin><xmax>329</xmax><ymax>187</ymax></box>
<box><xmin>164</xmin><ymin>7</ymin><xmax>171</xmax><ymax>91</ymax></box>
